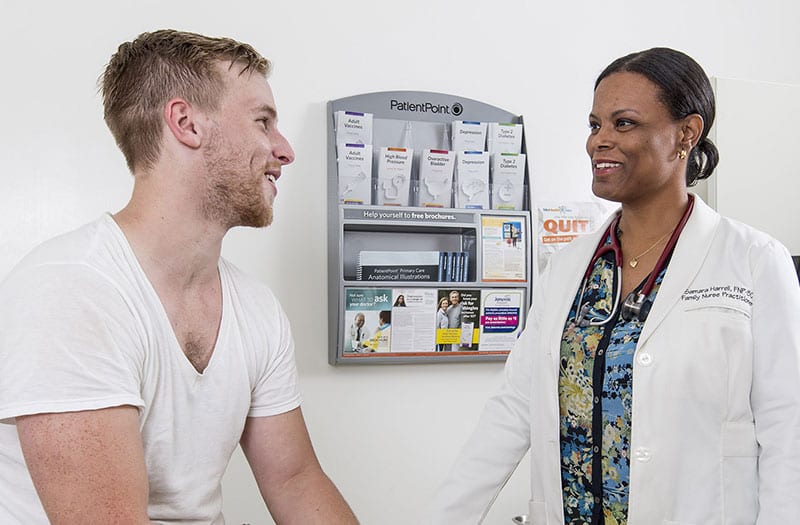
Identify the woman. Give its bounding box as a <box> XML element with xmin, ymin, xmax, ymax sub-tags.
<box><xmin>425</xmin><ymin>48</ymin><xmax>800</xmax><ymax>524</ymax></box>
<box><xmin>436</xmin><ymin>296</ymin><xmax>450</xmax><ymax>351</ymax></box>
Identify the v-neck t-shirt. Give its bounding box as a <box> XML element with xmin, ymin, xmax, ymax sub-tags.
<box><xmin>0</xmin><ymin>214</ymin><xmax>301</xmax><ymax>524</ymax></box>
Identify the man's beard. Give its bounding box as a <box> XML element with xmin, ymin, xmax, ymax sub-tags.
<box><xmin>200</xmin><ymin>128</ymin><xmax>273</xmax><ymax>229</ymax></box>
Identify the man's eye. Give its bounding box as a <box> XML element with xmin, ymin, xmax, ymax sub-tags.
<box><xmin>258</xmin><ymin>118</ymin><xmax>271</xmax><ymax>130</ymax></box>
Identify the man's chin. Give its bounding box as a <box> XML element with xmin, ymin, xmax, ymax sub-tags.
<box><xmin>231</xmin><ymin>207</ymin><xmax>273</xmax><ymax>229</ymax></box>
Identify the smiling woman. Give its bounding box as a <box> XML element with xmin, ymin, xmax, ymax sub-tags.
<box><xmin>424</xmin><ymin>47</ymin><xmax>800</xmax><ymax>525</ymax></box>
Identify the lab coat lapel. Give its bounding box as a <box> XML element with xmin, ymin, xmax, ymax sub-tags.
<box><xmin>638</xmin><ymin>195</ymin><xmax>721</xmax><ymax>345</ymax></box>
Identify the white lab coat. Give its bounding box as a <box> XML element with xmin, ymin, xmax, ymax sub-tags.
<box><xmin>426</xmin><ymin>197</ymin><xmax>800</xmax><ymax>524</ymax></box>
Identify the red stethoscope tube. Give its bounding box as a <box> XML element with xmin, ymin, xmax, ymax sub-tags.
<box><xmin>576</xmin><ymin>194</ymin><xmax>695</xmax><ymax>325</ymax></box>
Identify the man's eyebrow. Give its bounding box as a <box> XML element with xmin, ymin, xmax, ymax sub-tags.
<box><xmin>256</xmin><ymin>104</ymin><xmax>277</xmax><ymax>119</ymax></box>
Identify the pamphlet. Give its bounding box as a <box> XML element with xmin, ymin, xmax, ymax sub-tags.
<box><xmin>490</xmin><ymin>153</ymin><xmax>526</xmax><ymax>211</ymax></box>
<box><xmin>389</xmin><ymin>289</ymin><xmax>437</xmax><ymax>353</ymax></box>
<box><xmin>451</xmin><ymin>120</ymin><xmax>487</xmax><ymax>152</ymax></box>
<box><xmin>343</xmin><ymin>288</ymin><xmax>393</xmax><ymax>353</ymax></box>
<box><xmin>337</xmin><ymin>143</ymin><xmax>373</xmax><ymax>205</ymax></box>
<box><xmin>454</xmin><ymin>151</ymin><xmax>490</xmax><ymax>209</ymax></box>
<box><xmin>479</xmin><ymin>290</ymin><xmax>523</xmax><ymax>351</ymax></box>
<box><xmin>487</xmin><ymin>122</ymin><xmax>523</xmax><ymax>154</ymax></box>
<box><xmin>417</xmin><ymin>149</ymin><xmax>455</xmax><ymax>208</ymax></box>
<box><xmin>335</xmin><ymin>110</ymin><xmax>373</xmax><ymax>146</ymax></box>
<box><xmin>376</xmin><ymin>147</ymin><xmax>413</xmax><ymax>206</ymax></box>
<box><xmin>435</xmin><ymin>288</ymin><xmax>481</xmax><ymax>351</ymax></box>
<box><xmin>481</xmin><ymin>215</ymin><xmax>526</xmax><ymax>282</ymax></box>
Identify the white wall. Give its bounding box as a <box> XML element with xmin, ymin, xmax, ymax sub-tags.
<box><xmin>2</xmin><ymin>1</ymin><xmax>799</xmax><ymax>524</ymax></box>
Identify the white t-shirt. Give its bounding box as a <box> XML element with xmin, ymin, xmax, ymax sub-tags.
<box><xmin>0</xmin><ymin>214</ymin><xmax>302</xmax><ymax>524</ymax></box>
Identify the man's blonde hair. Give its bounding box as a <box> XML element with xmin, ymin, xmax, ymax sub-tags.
<box><xmin>100</xmin><ymin>29</ymin><xmax>270</xmax><ymax>173</ymax></box>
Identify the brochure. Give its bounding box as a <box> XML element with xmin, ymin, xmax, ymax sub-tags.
<box><xmin>389</xmin><ymin>289</ymin><xmax>437</xmax><ymax>353</ymax></box>
<box><xmin>376</xmin><ymin>147</ymin><xmax>413</xmax><ymax>206</ymax></box>
<box><xmin>417</xmin><ymin>149</ymin><xmax>455</xmax><ymax>207</ymax></box>
<box><xmin>337</xmin><ymin>143</ymin><xmax>373</xmax><ymax>205</ymax></box>
<box><xmin>481</xmin><ymin>215</ymin><xmax>526</xmax><ymax>282</ymax></box>
<box><xmin>451</xmin><ymin>120</ymin><xmax>487</xmax><ymax>152</ymax></box>
<box><xmin>454</xmin><ymin>151</ymin><xmax>490</xmax><ymax>209</ymax></box>
<box><xmin>490</xmin><ymin>152</ymin><xmax>526</xmax><ymax>211</ymax></box>
<box><xmin>487</xmin><ymin>122</ymin><xmax>523</xmax><ymax>154</ymax></box>
<box><xmin>343</xmin><ymin>288</ymin><xmax>393</xmax><ymax>353</ymax></box>
<box><xmin>435</xmin><ymin>288</ymin><xmax>481</xmax><ymax>351</ymax></box>
<box><xmin>479</xmin><ymin>290</ymin><xmax>524</xmax><ymax>351</ymax></box>
<box><xmin>335</xmin><ymin>110</ymin><xmax>373</xmax><ymax>146</ymax></box>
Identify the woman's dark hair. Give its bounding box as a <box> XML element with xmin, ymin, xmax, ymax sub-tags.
<box><xmin>595</xmin><ymin>47</ymin><xmax>719</xmax><ymax>186</ymax></box>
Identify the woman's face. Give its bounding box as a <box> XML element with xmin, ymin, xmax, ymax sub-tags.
<box><xmin>586</xmin><ymin>72</ymin><xmax>686</xmax><ymax>206</ymax></box>
<box><xmin>439</xmin><ymin>298</ymin><xmax>449</xmax><ymax>310</ymax></box>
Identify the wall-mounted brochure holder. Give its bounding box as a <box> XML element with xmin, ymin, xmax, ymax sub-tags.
<box><xmin>327</xmin><ymin>91</ymin><xmax>532</xmax><ymax>365</ymax></box>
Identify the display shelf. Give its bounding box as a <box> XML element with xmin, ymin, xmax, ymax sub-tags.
<box><xmin>327</xmin><ymin>91</ymin><xmax>532</xmax><ymax>365</ymax></box>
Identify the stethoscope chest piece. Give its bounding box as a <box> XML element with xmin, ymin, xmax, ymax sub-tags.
<box><xmin>620</xmin><ymin>291</ymin><xmax>653</xmax><ymax>323</ymax></box>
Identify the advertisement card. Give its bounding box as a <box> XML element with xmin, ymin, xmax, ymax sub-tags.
<box><xmin>481</xmin><ymin>216</ymin><xmax>526</xmax><ymax>282</ymax></box>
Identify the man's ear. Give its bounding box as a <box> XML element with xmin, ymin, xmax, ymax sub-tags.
<box><xmin>164</xmin><ymin>98</ymin><xmax>202</xmax><ymax>149</ymax></box>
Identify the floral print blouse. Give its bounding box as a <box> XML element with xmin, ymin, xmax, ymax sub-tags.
<box><xmin>558</xmin><ymin>235</ymin><xmax>668</xmax><ymax>525</ymax></box>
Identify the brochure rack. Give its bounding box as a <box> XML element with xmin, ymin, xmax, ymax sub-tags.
<box><xmin>327</xmin><ymin>91</ymin><xmax>532</xmax><ymax>365</ymax></box>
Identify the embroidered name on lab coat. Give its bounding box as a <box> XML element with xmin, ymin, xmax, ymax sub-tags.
<box><xmin>681</xmin><ymin>284</ymin><xmax>753</xmax><ymax>316</ymax></box>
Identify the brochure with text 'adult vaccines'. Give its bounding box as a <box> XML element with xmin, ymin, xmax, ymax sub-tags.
<box><xmin>335</xmin><ymin>110</ymin><xmax>373</xmax><ymax>147</ymax></box>
<box><xmin>337</xmin><ymin>143</ymin><xmax>373</xmax><ymax>205</ymax></box>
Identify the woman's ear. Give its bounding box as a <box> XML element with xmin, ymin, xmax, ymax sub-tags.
<box><xmin>681</xmin><ymin>113</ymin><xmax>705</xmax><ymax>150</ymax></box>
<box><xmin>164</xmin><ymin>98</ymin><xmax>202</xmax><ymax>149</ymax></box>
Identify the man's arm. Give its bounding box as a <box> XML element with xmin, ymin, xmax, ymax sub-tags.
<box><xmin>240</xmin><ymin>407</ymin><xmax>358</xmax><ymax>524</ymax></box>
<box><xmin>16</xmin><ymin>405</ymin><xmax>153</xmax><ymax>525</ymax></box>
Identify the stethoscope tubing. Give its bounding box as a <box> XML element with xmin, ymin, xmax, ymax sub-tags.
<box><xmin>575</xmin><ymin>195</ymin><xmax>695</xmax><ymax>326</ymax></box>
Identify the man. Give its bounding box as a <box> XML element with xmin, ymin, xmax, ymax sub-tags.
<box><xmin>349</xmin><ymin>312</ymin><xmax>367</xmax><ymax>352</ymax></box>
<box><xmin>0</xmin><ymin>30</ymin><xmax>358</xmax><ymax>524</ymax></box>
<box><xmin>446</xmin><ymin>290</ymin><xmax>462</xmax><ymax>351</ymax></box>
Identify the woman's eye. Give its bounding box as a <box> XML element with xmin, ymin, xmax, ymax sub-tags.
<box><xmin>616</xmin><ymin>119</ymin><xmax>634</xmax><ymax>129</ymax></box>
<box><xmin>588</xmin><ymin>122</ymin><xmax>600</xmax><ymax>133</ymax></box>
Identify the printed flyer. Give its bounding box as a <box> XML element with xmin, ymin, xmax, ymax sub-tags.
<box><xmin>389</xmin><ymin>288</ymin><xmax>437</xmax><ymax>353</ymax></box>
<box><xmin>343</xmin><ymin>288</ymin><xmax>393</xmax><ymax>353</ymax></box>
<box><xmin>481</xmin><ymin>216</ymin><xmax>526</xmax><ymax>282</ymax></box>
<box><xmin>479</xmin><ymin>290</ymin><xmax>524</xmax><ymax>351</ymax></box>
<box><xmin>435</xmin><ymin>288</ymin><xmax>481</xmax><ymax>351</ymax></box>
<box><xmin>535</xmin><ymin>202</ymin><xmax>608</xmax><ymax>277</ymax></box>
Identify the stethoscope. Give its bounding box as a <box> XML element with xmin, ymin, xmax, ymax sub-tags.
<box><xmin>574</xmin><ymin>195</ymin><xmax>695</xmax><ymax>326</ymax></box>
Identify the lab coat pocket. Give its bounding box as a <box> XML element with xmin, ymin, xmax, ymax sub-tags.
<box><xmin>528</xmin><ymin>500</ymin><xmax>547</xmax><ymax>525</ymax></box>
<box><xmin>721</xmin><ymin>421</ymin><xmax>758</xmax><ymax>524</ymax></box>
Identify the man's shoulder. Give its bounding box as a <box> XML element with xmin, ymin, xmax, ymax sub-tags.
<box><xmin>7</xmin><ymin>215</ymin><xmax>119</xmax><ymax>274</ymax></box>
<box><xmin>2</xmin><ymin>216</ymin><xmax>122</xmax><ymax>289</ymax></box>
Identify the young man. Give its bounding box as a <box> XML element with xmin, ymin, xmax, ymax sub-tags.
<box><xmin>0</xmin><ymin>30</ymin><xmax>358</xmax><ymax>524</ymax></box>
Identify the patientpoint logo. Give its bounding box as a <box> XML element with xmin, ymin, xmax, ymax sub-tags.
<box><xmin>389</xmin><ymin>99</ymin><xmax>464</xmax><ymax>115</ymax></box>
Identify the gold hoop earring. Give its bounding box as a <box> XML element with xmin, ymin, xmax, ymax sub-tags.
<box><xmin>678</xmin><ymin>149</ymin><xmax>687</xmax><ymax>160</ymax></box>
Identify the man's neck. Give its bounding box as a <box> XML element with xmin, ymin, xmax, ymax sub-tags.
<box><xmin>113</xmin><ymin>184</ymin><xmax>225</xmax><ymax>292</ymax></box>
